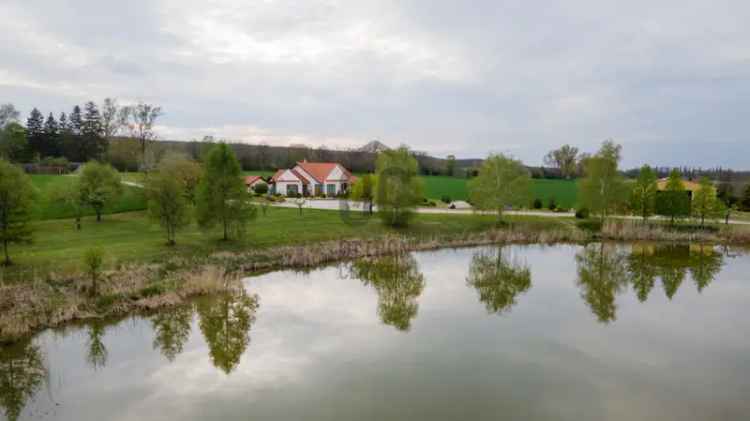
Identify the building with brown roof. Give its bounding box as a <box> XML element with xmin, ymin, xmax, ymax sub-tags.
<box><xmin>270</xmin><ymin>160</ymin><xmax>356</xmax><ymax>197</ymax></box>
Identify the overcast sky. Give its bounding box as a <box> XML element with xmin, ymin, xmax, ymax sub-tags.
<box><xmin>1</xmin><ymin>0</ymin><xmax>749</xmax><ymax>168</ymax></box>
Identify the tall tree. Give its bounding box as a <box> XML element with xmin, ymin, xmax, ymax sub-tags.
<box><xmin>121</xmin><ymin>102</ymin><xmax>162</xmax><ymax>170</ymax></box>
<box><xmin>445</xmin><ymin>154</ymin><xmax>456</xmax><ymax>176</ymax></box>
<box><xmin>740</xmin><ymin>184</ymin><xmax>750</xmax><ymax>212</ymax></box>
<box><xmin>81</xmin><ymin>101</ymin><xmax>106</xmax><ymax>160</ymax></box>
<box><xmin>43</xmin><ymin>113</ymin><xmax>60</xmax><ymax>157</ymax></box>
<box><xmin>374</xmin><ymin>146</ymin><xmax>423</xmax><ymax>227</ymax></box>
<box><xmin>0</xmin><ymin>104</ymin><xmax>20</xmax><ymax>128</ymax></box>
<box><xmin>69</xmin><ymin>105</ymin><xmax>83</xmax><ymax>135</ymax></box>
<box><xmin>78</xmin><ymin>161</ymin><xmax>123</xmax><ymax>222</ymax></box>
<box><xmin>656</xmin><ymin>169</ymin><xmax>690</xmax><ymax>225</ymax></box>
<box><xmin>692</xmin><ymin>176</ymin><xmax>722</xmax><ymax>227</ymax></box>
<box><xmin>196</xmin><ymin>143</ymin><xmax>255</xmax><ymax>241</ymax></box>
<box><xmin>151</xmin><ymin>304</ymin><xmax>194</xmax><ymax>362</ymax></box>
<box><xmin>147</xmin><ymin>157</ymin><xmax>193</xmax><ymax>245</ymax></box>
<box><xmin>578</xmin><ymin>142</ymin><xmax>628</xmax><ymax>222</ymax></box>
<box><xmin>100</xmin><ymin>98</ymin><xmax>123</xmax><ymax>141</ymax></box>
<box><xmin>0</xmin><ymin>123</ymin><xmax>31</xmax><ymax>163</ymax></box>
<box><xmin>0</xmin><ymin>339</ymin><xmax>46</xmax><ymax>421</ymax></box>
<box><xmin>62</xmin><ymin>105</ymin><xmax>84</xmax><ymax>161</ymax></box>
<box><xmin>575</xmin><ymin>243</ymin><xmax>629</xmax><ymax>323</ymax></box>
<box><xmin>25</xmin><ymin>108</ymin><xmax>44</xmax><ymax>158</ymax></box>
<box><xmin>468</xmin><ymin>153</ymin><xmax>531</xmax><ymax>223</ymax></box>
<box><xmin>544</xmin><ymin>144</ymin><xmax>579</xmax><ymax>179</ymax></box>
<box><xmin>0</xmin><ymin>159</ymin><xmax>34</xmax><ymax>266</ymax></box>
<box><xmin>630</xmin><ymin>165</ymin><xmax>658</xmax><ymax>221</ymax></box>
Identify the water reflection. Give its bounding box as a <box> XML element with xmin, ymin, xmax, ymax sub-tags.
<box><xmin>348</xmin><ymin>254</ymin><xmax>425</xmax><ymax>331</ymax></box>
<box><xmin>196</xmin><ymin>289</ymin><xmax>259</xmax><ymax>374</ymax></box>
<box><xmin>0</xmin><ymin>339</ymin><xmax>46</xmax><ymax>421</ymax></box>
<box><xmin>85</xmin><ymin>321</ymin><xmax>109</xmax><ymax>370</ymax></box>
<box><xmin>576</xmin><ymin>243</ymin><xmax>726</xmax><ymax>323</ymax></box>
<box><xmin>466</xmin><ymin>247</ymin><xmax>532</xmax><ymax>315</ymax></box>
<box><xmin>151</xmin><ymin>304</ymin><xmax>193</xmax><ymax>362</ymax></box>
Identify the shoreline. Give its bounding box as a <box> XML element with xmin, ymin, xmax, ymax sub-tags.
<box><xmin>2</xmin><ymin>220</ymin><xmax>749</xmax><ymax>344</ymax></box>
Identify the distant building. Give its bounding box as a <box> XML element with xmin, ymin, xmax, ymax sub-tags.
<box><xmin>656</xmin><ymin>178</ymin><xmax>703</xmax><ymax>199</ymax></box>
<box><xmin>270</xmin><ymin>160</ymin><xmax>356</xmax><ymax>197</ymax></box>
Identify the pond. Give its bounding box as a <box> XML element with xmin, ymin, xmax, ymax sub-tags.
<box><xmin>2</xmin><ymin>243</ymin><xmax>749</xmax><ymax>421</ymax></box>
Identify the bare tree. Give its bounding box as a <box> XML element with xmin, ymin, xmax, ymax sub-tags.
<box><xmin>121</xmin><ymin>102</ymin><xmax>162</xmax><ymax>171</ymax></box>
<box><xmin>100</xmin><ymin>98</ymin><xmax>124</xmax><ymax>140</ymax></box>
<box><xmin>544</xmin><ymin>144</ymin><xmax>579</xmax><ymax>179</ymax></box>
<box><xmin>0</xmin><ymin>104</ymin><xmax>20</xmax><ymax>128</ymax></box>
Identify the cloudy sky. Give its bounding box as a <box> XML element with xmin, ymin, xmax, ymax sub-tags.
<box><xmin>1</xmin><ymin>0</ymin><xmax>749</xmax><ymax>168</ymax></box>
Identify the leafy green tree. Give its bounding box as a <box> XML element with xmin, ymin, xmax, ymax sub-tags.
<box><xmin>78</xmin><ymin>161</ymin><xmax>123</xmax><ymax>222</ymax></box>
<box><xmin>0</xmin><ymin>160</ymin><xmax>34</xmax><ymax>266</ymax></box>
<box><xmin>466</xmin><ymin>247</ymin><xmax>532</xmax><ymax>314</ymax></box>
<box><xmin>120</xmin><ymin>102</ymin><xmax>162</xmax><ymax>170</ymax></box>
<box><xmin>351</xmin><ymin>173</ymin><xmax>376</xmax><ymax>214</ymax></box>
<box><xmin>627</xmin><ymin>246</ymin><xmax>658</xmax><ymax>302</ymax></box>
<box><xmin>85</xmin><ymin>320</ymin><xmax>108</xmax><ymax>369</ymax></box>
<box><xmin>375</xmin><ymin>147</ymin><xmax>423</xmax><ymax>227</ymax></box>
<box><xmin>688</xmin><ymin>245</ymin><xmax>724</xmax><ymax>292</ymax></box>
<box><xmin>544</xmin><ymin>144</ymin><xmax>579</xmax><ymax>179</ymax></box>
<box><xmin>197</xmin><ymin>289</ymin><xmax>258</xmax><ymax>374</ymax></box>
<box><xmin>196</xmin><ymin>143</ymin><xmax>256</xmax><ymax>241</ymax></box>
<box><xmin>445</xmin><ymin>154</ymin><xmax>456</xmax><ymax>176</ymax></box>
<box><xmin>0</xmin><ymin>122</ymin><xmax>32</xmax><ymax>163</ymax></box>
<box><xmin>158</xmin><ymin>153</ymin><xmax>202</xmax><ymax>204</ymax></box>
<box><xmin>578</xmin><ymin>142</ymin><xmax>628</xmax><ymax>222</ymax></box>
<box><xmin>147</xmin><ymin>161</ymin><xmax>193</xmax><ymax>246</ymax></box>
<box><xmin>630</xmin><ymin>165</ymin><xmax>658</xmax><ymax>221</ymax></box>
<box><xmin>692</xmin><ymin>176</ymin><xmax>722</xmax><ymax>227</ymax></box>
<box><xmin>349</xmin><ymin>254</ymin><xmax>425</xmax><ymax>331</ymax></box>
<box><xmin>468</xmin><ymin>153</ymin><xmax>531</xmax><ymax>223</ymax></box>
<box><xmin>0</xmin><ymin>338</ymin><xmax>46</xmax><ymax>421</ymax></box>
<box><xmin>84</xmin><ymin>247</ymin><xmax>104</xmax><ymax>296</ymax></box>
<box><xmin>25</xmin><ymin>108</ymin><xmax>44</xmax><ymax>158</ymax></box>
<box><xmin>54</xmin><ymin>179</ymin><xmax>87</xmax><ymax>230</ymax></box>
<box><xmin>656</xmin><ymin>169</ymin><xmax>690</xmax><ymax>225</ymax></box>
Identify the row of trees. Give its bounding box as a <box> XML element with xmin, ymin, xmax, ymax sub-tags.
<box><xmin>0</xmin><ymin>101</ymin><xmax>161</xmax><ymax>169</ymax></box>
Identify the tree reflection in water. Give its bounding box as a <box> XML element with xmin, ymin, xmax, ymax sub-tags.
<box><xmin>86</xmin><ymin>320</ymin><xmax>109</xmax><ymax>370</ymax></box>
<box><xmin>466</xmin><ymin>247</ymin><xmax>531</xmax><ymax>315</ymax></box>
<box><xmin>0</xmin><ymin>339</ymin><xmax>46</xmax><ymax>421</ymax></box>
<box><xmin>151</xmin><ymin>304</ymin><xmax>194</xmax><ymax>362</ymax></box>
<box><xmin>577</xmin><ymin>243</ymin><xmax>726</xmax><ymax>323</ymax></box>
<box><xmin>575</xmin><ymin>243</ymin><xmax>630</xmax><ymax>323</ymax></box>
<box><xmin>197</xmin><ymin>288</ymin><xmax>259</xmax><ymax>374</ymax></box>
<box><xmin>349</xmin><ymin>254</ymin><xmax>425</xmax><ymax>331</ymax></box>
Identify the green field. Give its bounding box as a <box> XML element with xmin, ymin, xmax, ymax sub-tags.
<box><xmin>30</xmin><ymin>175</ymin><xmax>147</xmax><ymax>220</ymax></box>
<box><xmin>419</xmin><ymin>176</ymin><xmax>578</xmax><ymax>209</ymax></box>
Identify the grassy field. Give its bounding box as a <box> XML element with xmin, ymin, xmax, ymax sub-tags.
<box><xmin>419</xmin><ymin>176</ymin><xmax>578</xmax><ymax>209</ymax></box>
<box><xmin>0</xmin><ymin>208</ymin><xmax>573</xmax><ymax>277</ymax></box>
<box><xmin>30</xmin><ymin>175</ymin><xmax>146</xmax><ymax>220</ymax></box>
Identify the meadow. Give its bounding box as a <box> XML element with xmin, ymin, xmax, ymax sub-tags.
<box><xmin>30</xmin><ymin>174</ymin><xmax>146</xmax><ymax>220</ymax></box>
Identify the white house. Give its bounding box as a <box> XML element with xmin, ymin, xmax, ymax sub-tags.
<box><xmin>271</xmin><ymin>161</ymin><xmax>356</xmax><ymax>197</ymax></box>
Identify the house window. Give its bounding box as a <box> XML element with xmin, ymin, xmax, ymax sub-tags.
<box><xmin>315</xmin><ymin>184</ymin><xmax>323</xmax><ymax>196</ymax></box>
<box><xmin>287</xmin><ymin>184</ymin><xmax>299</xmax><ymax>196</ymax></box>
<box><xmin>326</xmin><ymin>184</ymin><xmax>336</xmax><ymax>196</ymax></box>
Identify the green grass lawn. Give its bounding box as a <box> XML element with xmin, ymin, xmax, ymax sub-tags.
<box><xmin>30</xmin><ymin>174</ymin><xmax>147</xmax><ymax>220</ymax></box>
<box><xmin>1</xmin><ymin>208</ymin><xmax>573</xmax><ymax>277</ymax></box>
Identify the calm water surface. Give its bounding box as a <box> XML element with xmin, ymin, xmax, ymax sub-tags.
<box><xmin>2</xmin><ymin>243</ymin><xmax>749</xmax><ymax>421</ymax></box>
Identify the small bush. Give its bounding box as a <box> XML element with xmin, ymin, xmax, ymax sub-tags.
<box><xmin>252</xmin><ymin>182</ymin><xmax>268</xmax><ymax>195</ymax></box>
<box><xmin>423</xmin><ymin>200</ymin><xmax>437</xmax><ymax>207</ymax></box>
<box><xmin>576</xmin><ymin>219</ymin><xmax>602</xmax><ymax>232</ymax></box>
<box><xmin>575</xmin><ymin>208</ymin><xmax>590</xmax><ymax>219</ymax></box>
<box><xmin>441</xmin><ymin>195</ymin><xmax>452</xmax><ymax>204</ymax></box>
<box><xmin>548</xmin><ymin>198</ymin><xmax>557</xmax><ymax>211</ymax></box>
<box><xmin>532</xmin><ymin>198</ymin><xmax>543</xmax><ymax>209</ymax></box>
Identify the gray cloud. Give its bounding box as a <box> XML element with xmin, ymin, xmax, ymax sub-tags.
<box><xmin>1</xmin><ymin>0</ymin><xmax>749</xmax><ymax>168</ymax></box>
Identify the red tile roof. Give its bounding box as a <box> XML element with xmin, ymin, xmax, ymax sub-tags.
<box><xmin>270</xmin><ymin>169</ymin><xmax>285</xmax><ymax>182</ymax></box>
<box><xmin>290</xmin><ymin>169</ymin><xmax>310</xmax><ymax>185</ymax></box>
<box><xmin>295</xmin><ymin>161</ymin><xmax>353</xmax><ymax>183</ymax></box>
<box><xmin>244</xmin><ymin>175</ymin><xmax>263</xmax><ymax>185</ymax></box>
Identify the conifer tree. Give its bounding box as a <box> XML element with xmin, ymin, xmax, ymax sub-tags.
<box><xmin>82</xmin><ymin>102</ymin><xmax>106</xmax><ymax>160</ymax></box>
<box><xmin>43</xmin><ymin>113</ymin><xmax>60</xmax><ymax>157</ymax></box>
<box><xmin>25</xmin><ymin>108</ymin><xmax>44</xmax><ymax>158</ymax></box>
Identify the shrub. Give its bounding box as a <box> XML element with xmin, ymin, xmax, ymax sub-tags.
<box><xmin>84</xmin><ymin>247</ymin><xmax>104</xmax><ymax>296</ymax></box>
<box><xmin>252</xmin><ymin>182</ymin><xmax>268</xmax><ymax>195</ymax></box>
<box><xmin>441</xmin><ymin>195</ymin><xmax>452</xmax><ymax>204</ymax></box>
<box><xmin>532</xmin><ymin>198</ymin><xmax>543</xmax><ymax>209</ymax></box>
<box><xmin>575</xmin><ymin>207</ymin><xmax>590</xmax><ymax>219</ymax></box>
<box><xmin>548</xmin><ymin>198</ymin><xmax>557</xmax><ymax>210</ymax></box>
